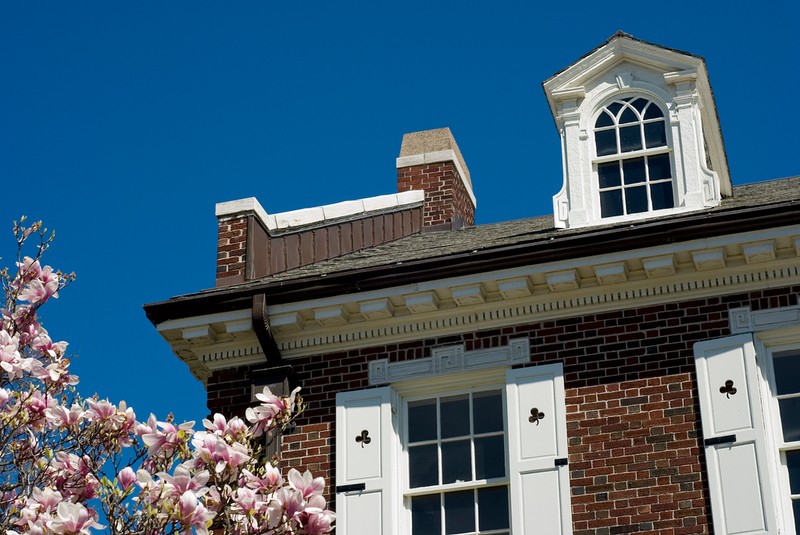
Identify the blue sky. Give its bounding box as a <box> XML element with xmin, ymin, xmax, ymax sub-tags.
<box><xmin>2</xmin><ymin>2</ymin><xmax>798</xmax><ymax>426</ymax></box>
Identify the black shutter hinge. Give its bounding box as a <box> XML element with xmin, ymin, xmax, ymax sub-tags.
<box><xmin>336</xmin><ymin>483</ymin><xmax>366</xmax><ymax>493</ymax></box>
<box><xmin>704</xmin><ymin>434</ymin><xmax>736</xmax><ymax>446</ymax></box>
<box><xmin>554</xmin><ymin>457</ymin><xmax>569</xmax><ymax>466</ymax></box>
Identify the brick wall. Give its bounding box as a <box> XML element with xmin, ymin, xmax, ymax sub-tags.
<box><xmin>206</xmin><ymin>285</ymin><xmax>800</xmax><ymax>534</ymax></box>
<box><xmin>216</xmin><ymin>216</ymin><xmax>248</xmax><ymax>286</ymax></box>
<box><xmin>397</xmin><ymin>161</ymin><xmax>475</xmax><ymax>229</ymax></box>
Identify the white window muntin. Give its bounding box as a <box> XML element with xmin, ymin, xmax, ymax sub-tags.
<box><xmin>591</xmin><ymin>96</ymin><xmax>676</xmax><ymax>220</ymax></box>
<box><xmin>760</xmin><ymin>342</ymin><xmax>800</xmax><ymax>534</ymax></box>
<box><xmin>401</xmin><ymin>385</ymin><xmax>511</xmax><ymax>535</ymax></box>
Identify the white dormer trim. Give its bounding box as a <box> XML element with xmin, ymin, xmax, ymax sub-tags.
<box><xmin>544</xmin><ymin>34</ymin><xmax>731</xmax><ymax>230</ymax></box>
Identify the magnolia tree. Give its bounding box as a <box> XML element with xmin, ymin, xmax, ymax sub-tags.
<box><xmin>0</xmin><ymin>218</ymin><xmax>334</xmax><ymax>535</ymax></box>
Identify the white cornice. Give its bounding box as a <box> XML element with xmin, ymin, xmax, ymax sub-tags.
<box><xmin>156</xmin><ymin>225</ymin><xmax>800</xmax><ymax>381</ymax></box>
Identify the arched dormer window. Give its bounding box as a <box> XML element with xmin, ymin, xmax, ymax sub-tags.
<box><xmin>593</xmin><ymin>97</ymin><xmax>674</xmax><ymax>218</ymax></box>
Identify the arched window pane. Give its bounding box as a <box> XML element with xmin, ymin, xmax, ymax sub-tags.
<box><xmin>651</xmin><ymin>182</ymin><xmax>675</xmax><ymax>210</ymax></box>
<box><xmin>595</xmin><ymin>111</ymin><xmax>614</xmax><ymax>128</ymax></box>
<box><xmin>625</xmin><ymin>186</ymin><xmax>648</xmax><ymax>214</ymax></box>
<box><xmin>619</xmin><ymin>125</ymin><xmax>642</xmax><ymax>152</ymax></box>
<box><xmin>598</xmin><ymin>162</ymin><xmax>621</xmax><ymax>188</ymax></box>
<box><xmin>619</xmin><ymin>107</ymin><xmax>638</xmax><ymax>124</ymax></box>
<box><xmin>644</xmin><ymin>103</ymin><xmax>664</xmax><ymax>119</ymax></box>
<box><xmin>623</xmin><ymin>157</ymin><xmax>646</xmax><ymax>184</ymax></box>
<box><xmin>595</xmin><ymin>129</ymin><xmax>617</xmax><ymax>156</ymax></box>
<box><xmin>644</xmin><ymin>121</ymin><xmax>667</xmax><ymax>148</ymax></box>
<box><xmin>632</xmin><ymin>98</ymin><xmax>648</xmax><ymax>112</ymax></box>
<box><xmin>606</xmin><ymin>101</ymin><xmax>623</xmax><ymax>116</ymax></box>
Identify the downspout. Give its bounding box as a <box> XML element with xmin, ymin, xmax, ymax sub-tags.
<box><xmin>252</xmin><ymin>293</ymin><xmax>284</xmax><ymax>367</ymax></box>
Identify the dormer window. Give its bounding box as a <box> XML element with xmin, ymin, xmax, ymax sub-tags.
<box><xmin>544</xmin><ymin>33</ymin><xmax>732</xmax><ymax>230</ymax></box>
<box><xmin>594</xmin><ymin>97</ymin><xmax>674</xmax><ymax>218</ymax></box>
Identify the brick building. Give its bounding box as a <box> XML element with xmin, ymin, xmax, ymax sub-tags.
<box><xmin>145</xmin><ymin>33</ymin><xmax>800</xmax><ymax>534</ymax></box>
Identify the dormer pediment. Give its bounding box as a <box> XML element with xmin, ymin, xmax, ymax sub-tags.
<box><xmin>544</xmin><ymin>33</ymin><xmax>731</xmax><ymax>229</ymax></box>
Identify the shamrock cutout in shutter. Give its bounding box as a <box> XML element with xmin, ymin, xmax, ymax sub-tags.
<box><xmin>528</xmin><ymin>408</ymin><xmax>545</xmax><ymax>425</ymax></box>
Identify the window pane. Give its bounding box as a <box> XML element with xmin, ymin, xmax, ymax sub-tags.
<box><xmin>644</xmin><ymin>121</ymin><xmax>667</xmax><ymax>148</ymax></box>
<box><xmin>606</xmin><ymin>101</ymin><xmax>623</xmax><ymax>116</ymax></box>
<box><xmin>625</xmin><ymin>186</ymin><xmax>648</xmax><ymax>214</ymax></box>
<box><xmin>444</xmin><ymin>491</ymin><xmax>475</xmax><ymax>534</ymax></box>
<box><xmin>409</xmin><ymin>399</ymin><xmax>438</xmax><ymax>443</ymax></box>
<box><xmin>478</xmin><ymin>487</ymin><xmax>510</xmax><ymax>531</ymax></box>
<box><xmin>631</xmin><ymin>98</ymin><xmax>648</xmax><ymax>112</ymax></box>
<box><xmin>600</xmin><ymin>190</ymin><xmax>623</xmax><ymax>218</ymax></box>
<box><xmin>595</xmin><ymin>111</ymin><xmax>614</xmax><ymax>128</ymax></box>
<box><xmin>441</xmin><ymin>395</ymin><xmax>470</xmax><ymax>438</ymax></box>
<box><xmin>412</xmin><ymin>495</ymin><xmax>441</xmax><ymax>535</ymax></box>
<box><xmin>786</xmin><ymin>451</ymin><xmax>800</xmax><ymax>494</ymax></box>
<box><xmin>441</xmin><ymin>440</ymin><xmax>471</xmax><ymax>484</ymax></box>
<box><xmin>619</xmin><ymin>107</ymin><xmax>638</xmax><ymax>124</ymax></box>
<box><xmin>793</xmin><ymin>499</ymin><xmax>800</xmax><ymax>535</ymax></box>
<box><xmin>475</xmin><ymin>435</ymin><xmax>505</xmax><ymax>479</ymax></box>
<box><xmin>648</xmin><ymin>154</ymin><xmax>672</xmax><ymax>181</ymax></box>
<box><xmin>619</xmin><ymin>125</ymin><xmax>642</xmax><ymax>152</ymax></box>
<box><xmin>650</xmin><ymin>181</ymin><xmax>674</xmax><ymax>210</ymax></box>
<box><xmin>598</xmin><ymin>161</ymin><xmax>621</xmax><ymax>188</ymax></box>
<box><xmin>774</xmin><ymin>350</ymin><xmax>800</xmax><ymax>395</ymax></box>
<box><xmin>595</xmin><ymin>129</ymin><xmax>617</xmax><ymax>156</ymax></box>
<box><xmin>779</xmin><ymin>398</ymin><xmax>800</xmax><ymax>443</ymax></box>
<box><xmin>409</xmin><ymin>444</ymin><xmax>439</xmax><ymax>487</ymax></box>
<box><xmin>644</xmin><ymin>103</ymin><xmax>664</xmax><ymax>119</ymax></box>
<box><xmin>622</xmin><ymin>157</ymin><xmax>646</xmax><ymax>184</ymax></box>
<box><xmin>473</xmin><ymin>390</ymin><xmax>503</xmax><ymax>434</ymax></box>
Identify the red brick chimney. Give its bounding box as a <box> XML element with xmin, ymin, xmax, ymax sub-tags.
<box><xmin>396</xmin><ymin>127</ymin><xmax>476</xmax><ymax>231</ymax></box>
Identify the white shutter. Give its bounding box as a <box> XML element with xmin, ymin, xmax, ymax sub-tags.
<box><xmin>694</xmin><ymin>334</ymin><xmax>777</xmax><ymax>534</ymax></box>
<box><xmin>335</xmin><ymin>386</ymin><xmax>397</xmax><ymax>535</ymax></box>
<box><xmin>506</xmin><ymin>364</ymin><xmax>572</xmax><ymax>534</ymax></box>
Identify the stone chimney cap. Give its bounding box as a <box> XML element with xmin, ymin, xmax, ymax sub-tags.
<box><xmin>399</xmin><ymin>127</ymin><xmax>471</xmax><ymax>188</ymax></box>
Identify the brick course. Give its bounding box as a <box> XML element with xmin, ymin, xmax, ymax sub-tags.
<box><xmin>206</xmin><ymin>285</ymin><xmax>800</xmax><ymax>534</ymax></box>
<box><xmin>397</xmin><ymin>161</ymin><xmax>475</xmax><ymax>229</ymax></box>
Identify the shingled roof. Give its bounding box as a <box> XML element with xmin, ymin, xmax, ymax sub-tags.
<box><xmin>144</xmin><ymin>176</ymin><xmax>800</xmax><ymax>325</ymax></box>
<box><xmin>253</xmin><ymin>176</ymin><xmax>800</xmax><ymax>284</ymax></box>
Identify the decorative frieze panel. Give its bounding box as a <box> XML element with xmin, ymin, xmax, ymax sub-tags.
<box><xmin>729</xmin><ymin>304</ymin><xmax>800</xmax><ymax>335</ymax></box>
<box><xmin>368</xmin><ymin>338</ymin><xmax>530</xmax><ymax>385</ymax></box>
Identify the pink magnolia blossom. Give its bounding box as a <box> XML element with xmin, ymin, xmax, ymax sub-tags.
<box><xmin>245</xmin><ymin>386</ymin><xmax>300</xmax><ymax>437</ymax></box>
<box><xmin>177</xmin><ymin>491</ymin><xmax>215</xmax><ymax>535</ymax></box>
<box><xmin>288</xmin><ymin>468</ymin><xmax>325</xmax><ymax>500</ymax></box>
<box><xmin>118</xmin><ymin>467</ymin><xmax>137</xmax><ymax>492</ymax></box>
<box><xmin>0</xmin><ymin>220</ymin><xmax>334</xmax><ymax>535</ymax></box>
<box><xmin>49</xmin><ymin>502</ymin><xmax>103</xmax><ymax>535</ymax></box>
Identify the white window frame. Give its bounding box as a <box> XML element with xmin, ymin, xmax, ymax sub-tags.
<box><xmin>590</xmin><ymin>94</ymin><xmax>677</xmax><ymax>224</ymax></box>
<box><xmin>335</xmin><ymin>340</ymin><xmax>572</xmax><ymax>535</ymax></box>
<box><xmin>756</xmin><ymin>332</ymin><xmax>800</xmax><ymax>534</ymax></box>
<box><xmin>394</xmin><ymin>367</ymin><xmax>509</xmax><ymax>535</ymax></box>
<box><xmin>399</xmin><ymin>381</ymin><xmax>511</xmax><ymax>534</ymax></box>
